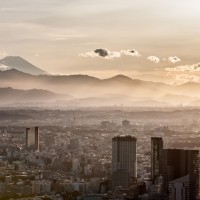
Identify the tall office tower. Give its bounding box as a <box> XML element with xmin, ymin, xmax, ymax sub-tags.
<box><xmin>151</xmin><ymin>137</ymin><xmax>163</xmax><ymax>182</ymax></box>
<box><xmin>162</xmin><ymin>149</ymin><xmax>200</xmax><ymax>192</ymax></box>
<box><xmin>26</xmin><ymin>127</ymin><xmax>39</xmax><ymax>151</ymax></box>
<box><xmin>169</xmin><ymin>174</ymin><xmax>198</xmax><ymax>200</ymax></box>
<box><xmin>112</xmin><ymin>135</ymin><xmax>137</xmax><ymax>190</ymax></box>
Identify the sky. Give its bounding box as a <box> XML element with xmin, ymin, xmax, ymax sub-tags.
<box><xmin>0</xmin><ymin>0</ymin><xmax>200</xmax><ymax>84</ymax></box>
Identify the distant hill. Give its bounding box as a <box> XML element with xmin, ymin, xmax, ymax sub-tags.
<box><xmin>0</xmin><ymin>87</ymin><xmax>72</xmax><ymax>105</ymax></box>
<box><xmin>0</xmin><ymin>69</ymin><xmax>169</xmax><ymax>98</ymax></box>
<box><xmin>0</xmin><ymin>56</ymin><xmax>46</xmax><ymax>75</ymax></box>
<box><xmin>174</xmin><ymin>82</ymin><xmax>200</xmax><ymax>97</ymax></box>
<box><xmin>1</xmin><ymin>69</ymin><xmax>200</xmax><ymax>106</ymax></box>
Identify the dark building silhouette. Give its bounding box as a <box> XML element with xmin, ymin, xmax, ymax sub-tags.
<box><xmin>162</xmin><ymin>149</ymin><xmax>200</xmax><ymax>193</ymax></box>
<box><xmin>151</xmin><ymin>137</ymin><xmax>163</xmax><ymax>182</ymax></box>
<box><xmin>26</xmin><ymin>127</ymin><xmax>39</xmax><ymax>151</ymax></box>
<box><xmin>112</xmin><ymin>135</ymin><xmax>137</xmax><ymax>190</ymax></box>
<box><xmin>169</xmin><ymin>174</ymin><xmax>199</xmax><ymax>200</ymax></box>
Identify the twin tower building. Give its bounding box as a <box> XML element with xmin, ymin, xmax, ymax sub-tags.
<box><xmin>112</xmin><ymin>135</ymin><xmax>200</xmax><ymax>197</ymax></box>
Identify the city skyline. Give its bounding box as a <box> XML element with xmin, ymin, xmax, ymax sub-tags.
<box><xmin>1</xmin><ymin>0</ymin><xmax>200</xmax><ymax>84</ymax></box>
<box><xmin>1</xmin><ymin>1</ymin><xmax>200</xmax><ymax>199</ymax></box>
<box><xmin>1</xmin><ymin>107</ymin><xmax>200</xmax><ymax>199</ymax></box>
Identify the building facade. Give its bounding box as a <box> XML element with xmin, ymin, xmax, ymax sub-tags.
<box><xmin>151</xmin><ymin>137</ymin><xmax>163</xmax><ymax>182</ymax></box>
<box><xmin>26</xmin><ymin>127</ymin><xmax>39</xmax><ymax>151</ymax></box>
<box><xmin>112</xmin><ymin>135</ymin><xmax>137</xmax><ymax>190</ymax></box>
<box><xmin>169</xmin><ymin>174</ymin><xmax>199</xmax><ymax>200</ymax></box>
<box><xmin>162</xmin><ymin>149</ymin><xmax>200</xmax><ymax>193</ymax></box>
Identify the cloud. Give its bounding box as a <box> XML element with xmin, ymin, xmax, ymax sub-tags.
<box><xmin>80</xmin><ymin>49</ymin><xmax>182</xmax><ymax>65</ymax></box>
<box><xmin>80</xmin><ymin>48</ymin><xmax>120</xmax><ymax>59</ymax></box>
<box><xmin>175</xmin><ymin>74</ymin><xmax>200</xmax><ymax>84</ymax></box>
<box><xmin>80</xmin><ymin>48</ymin><xmax>121</xmax><ymax>59</ymax></box>
<box><xmin>80</xmin><ymin>48</ymin><xmax>140</xmax><ymax>59</ymax></box>
<box><xmin>147</xmin><ymin>56</ymin><xmax>160</xmax><ymax>63</ymax></box>
<box><xmin>168</xmin><ymin>56</ymin><xmax>181</xmax><ymax>63</ymax></box>
<box><xmin>0</xmin><ymin>64</ymin><xmax>10</xmax><ymax>71</ymax></box>
<box><xmin>107</xmin><ymin>51</ymin><xmax>121</xmax><ymax>59</ymax></box>
<box><xmin>94</xmin><ymin>49</ymin><xmax>109</xmax><ymax>57</ymax></box>
<box><xmin>165</xmin><ymin>63</ymin><xmax>200</xmax><ymax>72</ymax></box>
<box><xmin>120</xmin><ymin>49</ymin><xmax>140</xmax><ymax>57</ymax></box>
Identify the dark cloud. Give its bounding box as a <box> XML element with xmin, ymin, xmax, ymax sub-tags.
<box><xmin>80</xmin><ymin>48</ymin><xmax>121</xmax><ymax>59</ymax></box>
<box><xmin>94</xmin><ymin>49</ymin><xmax>109</xmax><ymax>57</ymax></box>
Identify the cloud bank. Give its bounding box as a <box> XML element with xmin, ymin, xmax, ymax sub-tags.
<box><xmin>175</xmin><ymin>74</ymin><xmax>200</xmax><ymax>84</ymax></box>
<box><xmin>80</xmin><ymin>48</ymin><xmax>140</xmax><ymax>59</ymax></box>
<box><xmin>166</xmin><ymin>63</ymin><xmax>200</xmax><ymax>72</ymax></box>
<box><xmin>80</xmin><ymin>49</ymin><xmax>181</xmax><ymax>66</ymax></box>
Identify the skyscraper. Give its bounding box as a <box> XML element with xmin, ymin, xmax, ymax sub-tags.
<box><xmin>162</xmin><ymin>149</ymin><xmax>200</xmax><ymax>192</ymax></box>
<box><xmin>169</xmin><ymin>174</ymin><xmax>199</xmax><ymax>200</ymax></box>
<box><xmin>26</xmin><ymin>127</ymin><xmax>39</xmax><ymax>151</ymax></box>
<box><xmin>151</xmin><ymin>137</ymin><xmax>163</xmax><ymax>182</ymax></box>
<box><xmin>112</xmin><ymin>135</ymin><xmax>137</xmax><ymax>190</ymax></box>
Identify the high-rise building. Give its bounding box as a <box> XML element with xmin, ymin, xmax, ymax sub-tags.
<box><xmin>112</xmin><ymin>135</ymin><xmax>137</xmax><ymax>190</ymax></box>
<box><xmin>26</xmin><ymin>127</ymin><xmax>39</xmax><ymax>151</ymax></box>
<box><xmin>162</xmin><ymin>149</ymin><xmax>200</xmax><ymax>192</ymax></box>
<box><xmin>151</xmin><ymin>137</ymin><xmax>163</xmax><ymax>182</ymax></box>
<box><xmin>169</xmin><ymin>174</ymin><xmax>199</xmax><ymax>200</ymax></box>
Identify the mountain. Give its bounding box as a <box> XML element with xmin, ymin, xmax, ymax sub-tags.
<box><xmin>0</xmin><ymin>69</ymin><xmax>169</xmax><ymax>98</ymax></box>
<box><xmin>174</xmin><ymin>82</ymin><xmax>200</xmax><ymax>97</ymax></box>
<box><xmin>1</xmin><ymin>69</ymin><xmax>200</xmax><ymax>106</ymax></box>
<box><xmin>0</xmin><ymin>56</ymin><xmax>46</xmax><ymax>75</ymax></box>
<box><xmin>0</xmin><ymin>87</ymin><xmax>72</xmax><ymax>105</ymax></box>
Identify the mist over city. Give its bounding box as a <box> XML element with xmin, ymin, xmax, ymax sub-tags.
<box><xmin>1</xmin><ymin>0</ymin><xmax>200</xmax><ymax>200</ymax></box>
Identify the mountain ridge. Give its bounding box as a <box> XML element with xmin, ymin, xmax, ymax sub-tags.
<box><xmin>0</xmin><ymin>68</ymin><xmax>199</xmax><ymax>98</ymax></box>
<box><xmin>0</xmin><ymin>87</ymin><xmax>72</xmax><ymax>105</ymax></box>
<box><xmin>0</xmin><ymin>56</ymin><xmax>46</xmax><ymax>75</ymax></box>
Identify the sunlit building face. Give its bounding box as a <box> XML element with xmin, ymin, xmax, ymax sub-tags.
<box><xmin>26</xmin><ymin>127</ymin><xmax>39</xmax><ymax>151</ymax></box>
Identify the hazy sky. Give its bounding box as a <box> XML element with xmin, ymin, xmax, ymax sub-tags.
<box><xmin>1</xmin><ymin>0</ymin><xmax>200</xmax><ymax>83</ymax></box>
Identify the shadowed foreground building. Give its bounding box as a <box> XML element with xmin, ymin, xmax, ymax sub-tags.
<box><xmin>150</xmin><ymin>137</ymin><xmax>200</xmax><ymax>199</ymax></box>
<box><xmin>162</xmin><ymin>149</ymin><xmax>200</xmax><ymax>194</ymax></box>
<box><xmin>112</xmin><ymin>135</ymin><xmax>137</xmax><ymax>190</ymax></box>
<box><xmin>26</xmin><ymin>127</ymin><xmax>39</xmax><ymax>151</ymax></box>
<box><xmin>169</xmin><ymin>174</ymin><xmax>199</xmax><ymax>200</ymax></box>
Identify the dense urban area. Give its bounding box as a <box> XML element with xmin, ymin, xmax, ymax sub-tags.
<box><xmin>0</xmin><ymin>107</ymin><xmax>200</xmax><ymax>200</ymax></box>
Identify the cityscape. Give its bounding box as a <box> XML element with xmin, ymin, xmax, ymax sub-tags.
<box><xmin>0</xmin><ymin>108</ymin><xmax>200</xmax><ymax>200</ymax></box>
<box><xmin>1</xmin><ymin>0</ymin><xmax>200</xmax><ymax>200</ymax></box>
